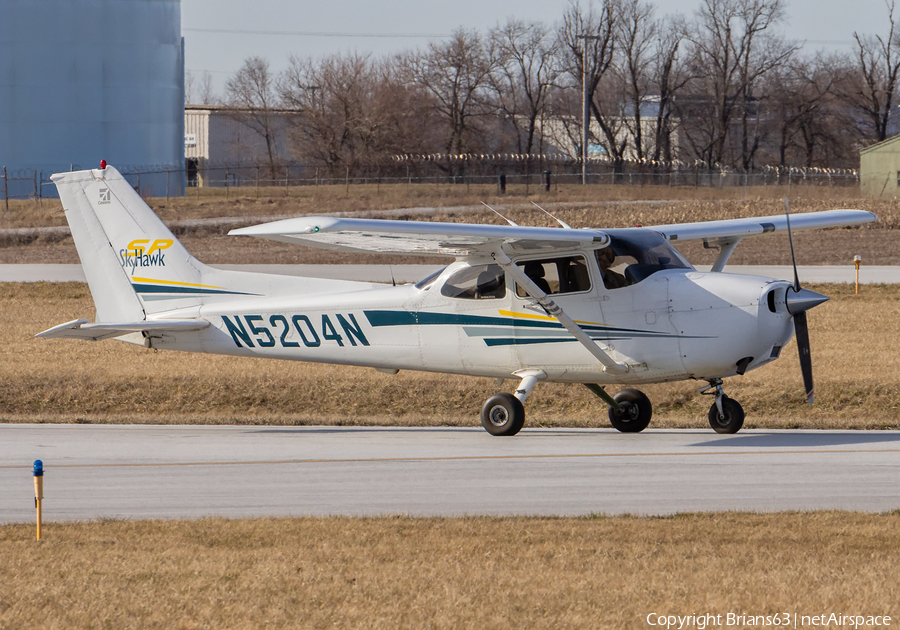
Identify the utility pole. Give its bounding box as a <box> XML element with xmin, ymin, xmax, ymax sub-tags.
<box><xmin>577</xmin><ymin>35</ymin><xmax>602</xmax><ymax>186</ymax></box>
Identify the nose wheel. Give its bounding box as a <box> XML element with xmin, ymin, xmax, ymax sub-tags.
<box><xmin>701</xmin><ymin>380</ymin><xmax>745</xmax><ymax>434</ymax></box>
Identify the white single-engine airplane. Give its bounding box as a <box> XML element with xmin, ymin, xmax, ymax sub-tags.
<box><xmin>39</xmin><ymin>164</ymin><xmax>876</xmax><ymax>436</ymax></box>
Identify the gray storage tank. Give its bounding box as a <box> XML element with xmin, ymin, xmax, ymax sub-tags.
<box><xmin>0</xmin><ymin>0</ymin><xmax>184</xmax><ymax>197</ymax></box>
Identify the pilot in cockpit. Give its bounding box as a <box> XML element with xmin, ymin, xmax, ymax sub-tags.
<box><xmin>596</xmin><ymin>246</ymin><xmax>628</xmax><ymax>290</ymax></box>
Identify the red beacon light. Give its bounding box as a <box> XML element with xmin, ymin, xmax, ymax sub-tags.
<box><xmin>100</xmin><ymin>160</ymin><xmax>107</xmax><ymax>170</ymax></box>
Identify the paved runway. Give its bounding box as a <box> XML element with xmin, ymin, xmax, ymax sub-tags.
<box><xmin>1</xmin><ymin>425</ymin><xmax>898</xmax><ymax>522</ymax></box>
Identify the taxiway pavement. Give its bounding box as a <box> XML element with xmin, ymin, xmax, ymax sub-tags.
<box><xmin>1</xmin><ymin>425</ymin><xmax>898</xmax><ymax>522</ymax></box>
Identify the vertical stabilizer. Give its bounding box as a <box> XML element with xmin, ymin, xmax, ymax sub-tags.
<box><xmin>52</xmin><ymin>166</ymin><xmax>207</xmax><ymax>321</ymax></box>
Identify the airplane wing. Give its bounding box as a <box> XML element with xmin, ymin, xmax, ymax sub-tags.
<box><xmin>229</xmin><ymin>209</ymin><xmax>875</xmax><ymax>256</ymax></box>
<box><xmin>644</xmin><ymin>209</ymin><xmax>876</xmax><ymax>242</ymax></box>
<box><xmin>36</xmin><ymin>319</ymin><xmax>210</xmax><ymax>341</ymax></box>
<box><xmin>229</xmin><ymin>216</ymin><xmax>608</xmax><ymax>256</ymax></box>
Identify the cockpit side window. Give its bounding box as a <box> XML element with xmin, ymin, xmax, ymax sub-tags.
<box><xmin>440</xmin><ymin>264</ymin><xmax>506</xmax><ymax>299</ymax></box>
<box><xmin>515</xmin><ymin>256</ymin><xmax>591</xmax><ymax>297</ymax></box>
<box><xmin>595</xmin><ymin>247</ymin><xmax>633</xmax><ymax>290</ymax></box>
<box><xmin>596</xmin><ymin>231</ymin><xmax>692</xmax><ymax>290</ymax></box>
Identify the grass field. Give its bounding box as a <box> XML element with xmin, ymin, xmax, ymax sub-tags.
<box><xmin>0</xmin><ymin>180</ymin><xmax>878</xmax><ymax>229</ymax></box>
<box><xmin>2</xmin><ymin>281</ymin><xmax>898</xmax><ymax>429</ymax></box>
<box><xmin>2</xmin><ymin>512</ymin><xmax>898</xmax><ymax>628</ymax></box>
<box><xmin>1</xmin><ymin>182</ymin><xmax>897</xmax><ymax>265</ymax></box>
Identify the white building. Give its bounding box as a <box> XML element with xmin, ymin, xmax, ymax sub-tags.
<box><xmin>539</xmin><ymin>101</ymin><xmax>678</xmax><ymax>163</ymax></box>
<box><xmin>184</xmin><ymin>105</ymin><xmax>296</xmax><ymax>187</ymax></box>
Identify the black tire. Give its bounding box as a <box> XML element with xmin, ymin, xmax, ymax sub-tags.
<box><xmin>481</xmin><ymin>393</ymin><xmax>526</xmax><ymax>436</ymax></box>
<box><xmin>608</xmin><ymin>388</ymin><xmax>652</xmax><ymax>433</ymax></box>
<box><xmin>708</xmin><ymin>396</ymin><xmax>744</xmax><ymax>434</ymax></box>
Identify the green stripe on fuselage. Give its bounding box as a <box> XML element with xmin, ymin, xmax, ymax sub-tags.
<box><xmin>132</xmin><ymin>283</ymin><xmax>256</xmax><ymax>296</ymax></box>
<box><xmin>364</xmin><ymin>310</ymin><xmax>674</xmax><ymax>335</ymax></box>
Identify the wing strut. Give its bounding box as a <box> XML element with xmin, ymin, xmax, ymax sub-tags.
<box><xmin>704</xmin><ymin>237</ymin><xmax>743</xmax><ymax>272</ymax></box>
<box><xmin>490</xmin><ymin>248</ymin><xmax>629</xmax><ymax>375</ymax></box>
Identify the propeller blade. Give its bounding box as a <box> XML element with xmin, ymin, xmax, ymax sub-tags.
<box><xmin>785</xmin><ymin>198</ymin><xmax>816</xmax><ymax>404</ymax></box>
<box><xmin>793</xmin><ymin>310</ymin><xmax>814</xmax><ymax>404</ymax></box>
<box><xmin>784</xmin><ymin>197</ymin><xmax>800</xmax><ymax>291</ymax></box>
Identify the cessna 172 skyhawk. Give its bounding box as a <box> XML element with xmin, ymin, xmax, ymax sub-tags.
<box><xmin>38</xmin><ymin>164</ymin><xmax>876</xmax><ymax>436</ymax></box>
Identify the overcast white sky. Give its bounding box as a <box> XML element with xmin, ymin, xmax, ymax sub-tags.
<box><xmin>182</xmin><ymin>0</ymin><xmax>892</xmax><ymax>95</ymax></box>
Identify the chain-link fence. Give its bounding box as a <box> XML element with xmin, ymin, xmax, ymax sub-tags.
<box><xmin>2</xmin><ymin>159</ymin><xmax>859</xmax><ymax>207</ymax></box>
<box><xmin>1</xmin><ymin>163</ymin><xmax>186</xmax><ymax>206</ymax></box>
<box><xmin>2</xmin><ymin>167</ymin><xmax>41</xmax><ymax>209</ymax></box>
<box><xmin>179</xmin><ymin>159</ymin><xmax>861</xmax><ymax>197</ymax></box>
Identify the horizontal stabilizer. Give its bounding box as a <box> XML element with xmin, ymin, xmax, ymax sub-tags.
<box><xmin>36</xmin><ymin>318</ymin><xmax>210</xmax><ymax>342</ymax></box>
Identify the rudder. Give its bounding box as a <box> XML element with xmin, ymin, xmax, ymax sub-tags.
<box><xmin>52</xmin><ymin>165</ymin><xmax>208</xmax><ymax>320</ymax></box>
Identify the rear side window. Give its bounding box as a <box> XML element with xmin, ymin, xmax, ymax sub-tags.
<box><xmin>440</xmin><ymin>264</ymin><xmax>506</xmax><ymax>300</ymax></box>
<box><xmin>515</xmin><ymin>256</ymin><xmax>591</xmax><ymax>297</ymax></box>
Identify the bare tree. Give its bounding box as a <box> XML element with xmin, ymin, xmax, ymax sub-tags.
<box><xmin>558</xmin><ymin>0</ymin><xmax>625</xmax><ymax>162</ymax></box>
<box><xmin>281</xmin><ymin>53</ymin><xmax>429</xmax><ymax>175</ymax></box>
<box><xmin>651</xmin><ymin>16</ymin><xmax>690</xmax><ymax>163</ymax></box>
<box><xmin>206</xmin><ymin>7</ymin><xmax>880</xmax><ymax>176</ymax></box>
<box><xmin>489</xmin><ymin>19</ymin><xmax>559</xmax><ymax>154</ymax></box>
<box><xmin>764</xmin><ymin>56</ymin><xmax>851</xmax><ymax>168</ymax></box>
<box><xmin>405</xmin><ymin>29</ymin><xmax>496</xmax><ymax>170</ymax></box>
<box><xmin>681</xmin><ymin>0</ymin><xmax>795</xmax><ymax>169</ymax></box>
<box><xmin>834</xmin><ymin>0</ymin><xmax>900</xmax><ymax>143</ymax></box>
<box><xmin>618</xmin><ymin>0</ymin><xmax>657</xmax><ymax>161</ymax></box>
<box><xmin>224</xmin><ymin>57</ymin><xmax>281</xmax><ymax>176</ymax></box>
<box><xmin>198</xmin><ymin>73</ymin><xmax>219</xmax><ymax>106</ymax></box>
<box><xmin>185</xmin><ymin>71</ymin><xmax>196</xmax><ymax>104</ymax></box>
<box><xmin>186</xmin><ymin>71</ymin><xmax>219</xmax><ymax>105</ymax></box>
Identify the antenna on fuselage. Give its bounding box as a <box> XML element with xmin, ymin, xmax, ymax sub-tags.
<box><xmin>530</xmin><ymin>201</ymin><xmax>573</xmax><ymax>229</ymax></box>
<box><xmin>481</xmin><ymin>202</ymin><xmax>519</xmax><ymax>226</ymax></box>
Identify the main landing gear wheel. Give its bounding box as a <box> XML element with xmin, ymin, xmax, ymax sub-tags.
<box><xmin>608</xmin><ymin>388</ymin><xmax>652</xmax><ymax>433</ymax></box>
<box><xmin>481</xmin><ymin>393</ymin><xmax>526</xmax><ymax>437</ymax></box>
<box><xmin>708</xmin><ymin>396</ymin><xmax>744</xmax><ymax>434</ymax></box>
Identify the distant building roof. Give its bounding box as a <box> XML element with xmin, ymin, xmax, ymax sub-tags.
<box><xmin>859</xmin><ymin>134</ymin><xmax>900</xmax><ymax>155</ymax></box>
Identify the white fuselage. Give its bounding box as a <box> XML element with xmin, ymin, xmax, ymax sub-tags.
<box><xmin>146</xmin><ymin>257</ymin><xmax>797</xmax><ymax>386</ymax></box>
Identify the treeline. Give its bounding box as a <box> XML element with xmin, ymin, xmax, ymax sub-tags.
<box><xmin>191</xmin><ymin>0</ymin><xmax>900</xmax><ymax>177</ymax></box>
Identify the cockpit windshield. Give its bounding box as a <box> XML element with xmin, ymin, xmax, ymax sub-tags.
<box><xmin>415</xmin><ymin>266</ymin><xmax>447</xmax><ymax>290</ymax></box>
<box><xmin>595</xmin><ymin>230</ymin><xmax>692</xmax><ymax>289</ymax></box>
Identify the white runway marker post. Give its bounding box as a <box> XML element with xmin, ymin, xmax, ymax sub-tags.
<box><xmin>33</xmin><ymin>460</ymin><xmax>43</xmax><ymax>541</ymax></box>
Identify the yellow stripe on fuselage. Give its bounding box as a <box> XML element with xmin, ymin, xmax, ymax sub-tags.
<box><xmin>497</xmin><ymin>309</ymin><xmax>606</xmax><ymax>327</ymax></box>
<box><xmin>131</xmin><ymin>277</ymin><xmax>227</xmax><ymax>290</ymax></box>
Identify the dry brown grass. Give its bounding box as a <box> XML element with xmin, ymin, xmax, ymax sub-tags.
<box><xmin>1</xmin><ymin>512</ymin><xmax>898</xmax><ymax>629</ymax></box>
<box><xmin>2</xmin><ymin>281</ymin><xmax>898</xmax><ymax>429</ymax></box>
<box><xmin>0</xmin><ymin>180</ymin><xmax>870</xmax><ymax>229</ymax></box>
<box><xmin>2</xmin><ymin>183</ymin><xmax>897</xmax><ymax>265</ymax></box>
